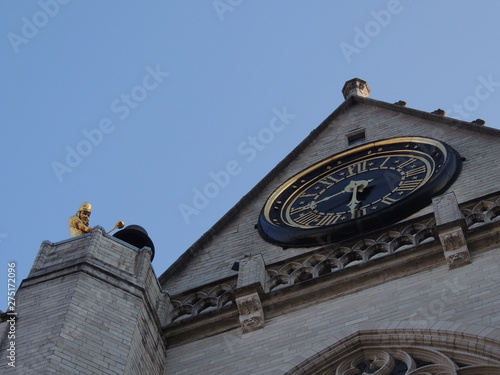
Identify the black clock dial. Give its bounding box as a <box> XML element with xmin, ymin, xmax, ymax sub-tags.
<box><xmin>286</xmin><ymin>154</ymin><xmax>432</xmax><ymax>226</ymax></box>
<box><xmin>258</xmin><ymin>137</ymin><xmax>461</xmax><ymax>247</ymax></box>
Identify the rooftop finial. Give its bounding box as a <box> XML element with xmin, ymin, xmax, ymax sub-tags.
<box><xmin>342</xmin><ymin>78</ymin><xmax>370</xmax><ymax>99</ymax></box>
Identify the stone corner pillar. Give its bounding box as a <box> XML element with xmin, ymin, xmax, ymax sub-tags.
<box><xmin>233</xmin><ymin>254</ymin><xmax>268</xmax><ymax>333</ymax></box>
<box><xmin>432</xmin><ymin>192</ymin><xmax>471</xmax><ymax>269</ymax></box>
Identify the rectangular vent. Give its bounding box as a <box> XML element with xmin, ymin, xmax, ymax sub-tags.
<box><xmin>347</xmin><ymin>129</ymin><xmax>366</xmax><ymax>146</ymax></box>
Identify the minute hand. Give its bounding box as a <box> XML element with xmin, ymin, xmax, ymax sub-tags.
<box><xmin>314</xmin><ymin>187</ymin><xmax>351</xmax><ymax>205</ymax></box>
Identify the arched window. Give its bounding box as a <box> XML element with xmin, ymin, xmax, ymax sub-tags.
<box><xmin>285</xmin><ymin>330</ymin><xmax>500</xmax><ymax>375</ymax></box>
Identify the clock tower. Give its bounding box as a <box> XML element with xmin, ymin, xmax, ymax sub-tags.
<box><xmin>1</xmin><ymin>78</ymin><xmax>500</xmax><ymax>374</ymax></box>
<box><xmin>159</xmin><ymin>78</ymin><xmax>500</xmax><ymax>374</ymax></box>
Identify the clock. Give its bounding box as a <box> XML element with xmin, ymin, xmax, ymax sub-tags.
<box><xmin>257</xmin><ymin>136</ymin><xmax>461</xmax><ymax>247</ymax></box>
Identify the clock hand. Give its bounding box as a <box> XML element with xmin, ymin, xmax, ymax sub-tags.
<box><xmin>345</xmin><ymin>179</ymin><xmax>373</xmax><ymax>218</ymax></box>
<box><xmin>314</xmin><ymin>187</ymin><xmax>351</xmax><ymax>205</ymax></box>
<box><xmin>315</xmin><ymin>179</ymin><xmax>373</xmax><ymax>206</ymax></box>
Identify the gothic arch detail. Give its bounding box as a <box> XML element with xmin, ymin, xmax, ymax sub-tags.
<box><xmin>284</xmin><ymin>329</ymin><xmax>500</xmax><ymax>375</ymax></box>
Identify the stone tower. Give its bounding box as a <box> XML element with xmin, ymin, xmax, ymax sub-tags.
<box><xmin>2</xmin><ymin>79</ymin><xmax>500</xmax><ymax>374</ymax></box>
<box><xmin>0</xmin><ymin>227</ymin><xmax>168</xmax><ymax>374</ymax></box>
<box><xmin>159</xmin><ymin>79</ymin><xmax>500</xmax><ymax>374</ymax></box>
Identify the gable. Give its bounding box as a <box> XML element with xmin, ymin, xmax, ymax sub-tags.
<box><xmin>160</xmin><ymin>88</ymin><xmax>500</xmax><ymax>294</ymax></box>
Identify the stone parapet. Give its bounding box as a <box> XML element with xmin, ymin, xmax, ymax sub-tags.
<box><xmin>0</xmin><ymin>228</ymin><xmax>170</xmax><ymax>374</ymax></box>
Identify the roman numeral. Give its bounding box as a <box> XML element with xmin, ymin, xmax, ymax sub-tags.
<box><xmin>316</xmin><ymin>213</ymin><xmax>342</xmax><ymax>226</ymax></box>
<box><xmin>381</xmin><ymin>196</ymin><xmax>398</xmax><ymax>205</ymax></box>
<box><xmin>289</xmin><ymin>204</ymin><xmax>312</xmax><ymax>215</ymax></box>
<box><xmin>396</xmin><ymin>179</ymin><xmax>423</xmax><ymax>192</ymax></box>
<box><xmin>319</xmin><ymin>175</ymin><xmax>341</xmax><ymax>186</ymax></box>
<box><xmin>346</xmin><ymin>161</ymin><xmax>367</xmax><ymax>176</ymax></box>
<box><xmin>294</xmin><ymin>211</ymin><xmax>321</xmax><ymax>226</ymax></box>
<box><xmin>379</xmin><ymin>156</ymin><xmax>391</xmax><ymax>168</ymax></box>
<box><xmin>353</xmin><ymin>206</ymin><xmax>367</xmax><ymax>218</ymax></box>
<box><xmin>397</xmin><ymin>157</ymin><xmax>417</xmax><ymax>169</ymax></box>
<box><xmin>405</xmin><ymin>166</ymin><xmax>427</xmax><ymax>178</ymax></box>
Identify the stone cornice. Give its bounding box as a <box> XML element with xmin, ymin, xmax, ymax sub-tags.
<box><xmin>162</xmin><ymin>215</ymin><xmax>500</xmax><ymax>348</ymax></box>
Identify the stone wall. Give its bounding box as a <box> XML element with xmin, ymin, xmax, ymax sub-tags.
<box><xmin>162</xmin><ymin>99</ymin><xmax>500</xmax><ymax>297</ymax></box>
<box><xmin>163</xmin><ymin>236</ymin><xmax>500</xmax><ymax>374</ymax></box>
<box><xmin>0</xmin><ymin>228</ymin><xmax>168</xmax><ymax>374</ymax></box>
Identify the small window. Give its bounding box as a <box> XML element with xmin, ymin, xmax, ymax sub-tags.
<box><xmin>347</xmin><ymin>129</ymin><xmax>366</xmax><ymax>146</ymax></box>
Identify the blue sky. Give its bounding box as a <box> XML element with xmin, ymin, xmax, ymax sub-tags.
<box><xmin>1</xmin><ymin>1</ymin><xmax>500</xmax><ymax>308</ymax></box>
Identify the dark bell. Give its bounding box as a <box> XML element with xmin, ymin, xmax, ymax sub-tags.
<box><xmin>113</xmin><ymin>225</ymin><xmax>155</xmax><ymax>261</ymax></box>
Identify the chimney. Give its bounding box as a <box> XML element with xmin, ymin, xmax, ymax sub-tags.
<box><xmin>342</xmin><ymin>78</ymin><xmax>370</xmax><ymax>99</ymax></box>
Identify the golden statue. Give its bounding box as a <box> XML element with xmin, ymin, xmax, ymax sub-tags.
<box><xmin>69</xmin><ymin>202</ymin><xmax>93</xmax><ymax>237</ymax></box>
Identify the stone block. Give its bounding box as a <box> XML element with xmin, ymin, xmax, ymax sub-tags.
<box><xmin>235</xmin><ymin>292</ymin><xmax>265</xmax><ymax>333</ymax></box>
<box><xmin>438</xmin><ymin>228</ymin><xmax>472</xmax><ymax>269</ymax></box>
<box><xmin>433</xmin><ymin>192</ymin><xmax>463</xmax><ymax>225</ymax></box>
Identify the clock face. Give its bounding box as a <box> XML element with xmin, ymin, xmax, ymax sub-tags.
<box><xmin>258</xmin><ymin>137</ymin><xmax>461</xmax><ymax>247</ymax></box>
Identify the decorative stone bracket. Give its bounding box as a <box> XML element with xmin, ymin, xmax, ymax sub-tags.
<box><xmin>235</xmin><ymin>292</ymin><xmax>265</xmax><ymax>334</ymax></box>
<box><xmin>438</xmin><ymin>227</ymin><xmax>471</xmax><ymax>269</ymax></box>
<box><xmin>234</xmin><ymin>254</ymin><xmax>268</xmax><ymax>333</ymax></box>
<box><xmin>433</xmin><ymin>192</ymin><xmax>471</xmax><ymax>269</ymax></box>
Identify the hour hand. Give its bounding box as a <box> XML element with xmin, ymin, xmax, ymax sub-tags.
<box><xmin>345</xmin><ymin>179</ymin><xmax>373</xmax><ymax>217</ymax></box>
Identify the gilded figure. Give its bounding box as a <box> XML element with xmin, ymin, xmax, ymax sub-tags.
<box><xmin>69</xmin><ymin>202</ymin><xmax>93</xmax><ymax>237</ymax></box>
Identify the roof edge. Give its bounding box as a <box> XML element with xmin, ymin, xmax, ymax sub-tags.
<box><xmin>356</xmin><ymin>95</ymin><xmax>500</xmax><ymax>137</ymax></box>
<box><xmin>158</xmin><ymin>97</ymin><xmax>357</xmax><ymax>284</ymax></box>
<box><xmin>159</xmin><ymin>95</ymin><xmax>500</xmax><ymax>285</ymax></box>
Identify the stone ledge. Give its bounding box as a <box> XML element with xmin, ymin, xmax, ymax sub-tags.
<box><xmin>19</xmin><ymin>257</ymin><xmax>168</xmax><ymax>338</ymax></box>
<box><xmin>163</xmin><ymin>304</ymin><xmax>239</xmax><ymax>347</ymax></box>
<box><xmin>161</xmin><ymin>219</ymin><xmax>500</xmax><ymax>347</ymax></box>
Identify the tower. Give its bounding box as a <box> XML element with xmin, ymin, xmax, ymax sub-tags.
<box><xmin>1</xmin><ymin>79</ymin><xmax>500</xmax><ymax>374</ymax></box>
<box><xmin>0</xmin><ymin>227</ymin><xmax>168</xmax><ymax>374</ymax></box>
<box><xmin>159</xmin><ymin>79</ymin><xmax>500</xmax><ymax>374</ymax></box>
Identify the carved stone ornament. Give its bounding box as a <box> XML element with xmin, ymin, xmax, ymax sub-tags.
<box><xmin>441</xmin><ymin>231</ymin><xmax>465</xmax><ymax>251</ymax></box>
<box><xmin>235</xmin><ymin>293</ymin><xmax>264</xmax><ymax>333</ymax></box>
<box><xmin>323</xmin><ymin>347</ymin><xmax>500</xmax><ymax>375</ymax></box>
<box><xmin>236</xmin><ymin>295</ymin><xmax>261</xmax><ymax>315</ymax></box>
<box><xmin>241</xmin><ymin>317</ymin><xmax>264</xmax><ymax>334</ymax></box>
<box><xmin>439</xmin><ymin>228</ymin><xmax>471</xmax><ymax>269</ymax></box>
<box><xmin>446</xmin><ymin>251</ymin><xmax>472</xmax><ymax>269</ymax></box>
